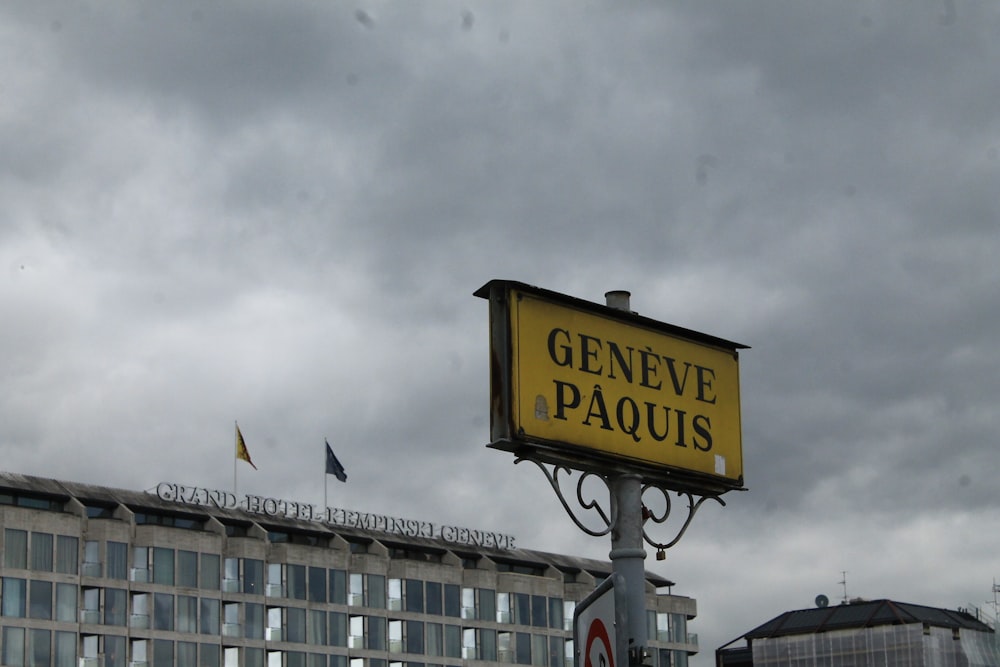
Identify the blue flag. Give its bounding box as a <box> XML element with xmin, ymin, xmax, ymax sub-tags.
<box><xmin>325</xmin><ymin>441</ymin><xmax>347</xmax><ymax>482</ymax></box>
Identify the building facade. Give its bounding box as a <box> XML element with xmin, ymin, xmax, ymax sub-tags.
<box><xmin>716</xmin><ymin>598</ymin><xmax>1000</xmax><ymax>667</ymax></box>
<box><xmin>0</xmin><ymin>472</ymin><xmax>698</xmax><ymax>667</ymax></box>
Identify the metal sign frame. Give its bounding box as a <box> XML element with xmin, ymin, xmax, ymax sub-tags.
<box><xmin>475</xmin><ymin>279</ymin><xmax>748</xmax><ymax>495</ymax></box>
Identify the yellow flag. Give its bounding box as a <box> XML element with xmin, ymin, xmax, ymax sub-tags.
<box><xmin>236</xmin><ymin>424</ymin><xmax>257</xmax><ymax>470</ymax></box>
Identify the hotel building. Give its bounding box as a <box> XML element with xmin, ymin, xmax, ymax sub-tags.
<box><xmin>0</xmin><ymin>471</ymin><xmax>698</xmax><ymax>666</ymax></box>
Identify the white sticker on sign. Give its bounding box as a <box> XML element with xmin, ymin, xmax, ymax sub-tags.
<box><xmin>715</xmin><ymin>455</ymin><xmax>726</xmax><ymax>476</ymax></box>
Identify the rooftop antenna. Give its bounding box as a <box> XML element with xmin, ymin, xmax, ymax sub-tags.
<box><xmin>839</xmin><ymin>571</ymin><xmax>849</xmax><ymax>604</ymax></box>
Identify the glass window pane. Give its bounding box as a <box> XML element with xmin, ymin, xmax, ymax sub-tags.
<box><xmin>480</xmin><ymin>629</ymin><xmax>497</xmax><ymax>662</ymax></box>
<box><xmin>29</xmin><ymin>579</ymin><xmax>53</xmax><ymax>619</ymax></box>
<box><xmin>31</xmin><ymin>532</ymin><xmax>54</xmax><ymax>571</ymax></box>
<box><xmin>107</xmin><ymin>541</ymin><xmax>128</xmax><ymax>580</ymax></box>
<box><xmin>104</xmin><ymin>588</ymin><xmax>126</xmax><ymax>626</ymax></box>
<box><xmin>55</xmin><ymin>583</ymin><xmax>77</xmax><ymax>623</ymax></box>
<box><xmin>200</xmin><ymin>598</ymin><xmax>221</xmax><ymax>635</ymax></box>
<box><xmin>178</xmin><ymin>641</ymin><xmax>197</xmax><ymax>664</ymax></box>
<box><xmin>531</xmin><ymin>634</ymin><xmax>547</xmax><ymax>666</ymax></box>
<box><xmin>201</xmin><ymin>553</ymin><xmax>221</xmax><ymax>590</ymax></box>
<box><xmin>406</xmin><ymin>621</ymin><xmax>425</xmax><ymax>654</ymax></box>
<box><xmin>513</xmin><ymin>594</ymin><xmax>530</xmax><ymax>625</ymax></box>
<box><xmin>516</xmin><ymin>632</ymin><xmax>532</xmax><ymax>665</ymax></box>
<box><xmin>154</xmin><ymin>593</ymin><xmax>175</xmax><ymax>631</ymax></box>
<box><xmin>406</xmin><ymin>580</ymin><xmax>424</xmax><ymax>613</ymax></box>
<box><xmin>4</xmin><ymin>529</ymin><xmax>27</xmax><ymax>568</ymax></box>
<box><xmin>2</xmin><ymin>577</ymin><xmax>26</xmax><ymax>617</ymax></box>
<box><xmin>309</xmin><ymin>567</ymin><xmax>327</xmax><ymax>603</ymax></box>
<box><xmin>246</xmin><ymin>603</ymin><xmax>265</xmax><ymax>640</ymax></box>
<box><xmin>444</xmin><ymin>585</ymin><xmax>460</xmax><ymax>618</ymax></box>
<box><xmin>531</xmin><ymin>596</ymin><xmax>547</xmax><ymax>628</ymax></box>
<box><xmin>31</xmin><ymin>629</ymin><xmax>51</xmax><ymax>666</ymax></box>
<box><xmin>178</xmin><ymin>595</ymin><xmax>198</xmax><ymax>633</ymax></box>
<box><xmin>2</xmin><ymin>627</ymin><xmax>25</xmax><ymax>665</ymax></box>
<box><xmin>368</xmin><ymin>574</ymin><xmax>386</xmax><ymax>608</ymax></box>
<box><xmin>444</xmin><ymin>625</ymin><xmax>462</xmax><ymax>658</ymax></box>
<box><xmin>330</xmin><ymin>611</ymin><xmax>348</xmax><ymax>647</ymax></box>
<box><xmin>177</xmin><ymin>550</ymin><xmax>198</xmax><ymax>588</ymax></box>
<box><xmin>200</xmin><ymin>643</ymin><xmax>221</xmax><ymax>667</ymax></box>
<box><xmin>244</xmin><ymin>559</ymin><xmax>264</xmax><ymax>594</ymax></box>
<box><xmin>287</xmin><ymin>607</ymin><xmax>307</xmax><ymax>644</ymax></box>
<box><xmin>107</xmin><ymin>635</ymin><xmax>128</xmax><ymax>667</ymax></box>
<box><xmin>425</xmin><ymin>623</ymin><xmax>442</xmax><ymax>657</ymax></box>
<box><xmin>309</xmin><ymin>610</ymin><xmax>327</xmax><ymax>645</ymax></box>
<box><xmin>548</xmin><ymin>598</ymin><xmax>563</xmax><ymax>630</ymax></box>
<box><xmin>478</xmin><ymin>589</ymin><xmax>495</xmax><ymax>622</ymax></box>
<box><xmin>56</xmin><ymin>535</ymin><xmax>78</xmax><ymax>574</ymax></box>
<box><xmin>154</xmin><ymin>639</ymin><xmax>174</xmax><ymax>665</ymax></box>
<box><xmin>55</xmin><ymin>630</ymin><xmax>76</xmax><ymax>667</ymax></box>
<box><xmin>368</xmin><ymin>616</ymin><xmax>387</xmax><ymax>650</ymax></box>
<box><xmin>153</xmin><ymin>547</ymin><xmax>175</xmax><ymax>585</ymax></box>
<box><xmin>425</xmin><ymin>582</ymin><xmax>442</xmax><ymax>616</ymax></box>
<box><xmin>330</xmin><ymin>569</ymin><xmax>347</xmax><ymax>604</ymax></box>
<box><xmin>288</xmin><ymin>564</ymin><xmax>307</xmax><ymax>600</ymax></box>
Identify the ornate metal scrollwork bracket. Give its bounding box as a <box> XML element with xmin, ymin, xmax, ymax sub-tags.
<box><xmin>515</xmin><ymin>455</ymin><xmax>725</xmax><ymax>557</ymax></box>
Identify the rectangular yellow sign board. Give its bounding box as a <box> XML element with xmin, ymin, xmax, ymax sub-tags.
<box><xmin>477</xmin><ymin>281</ymin><xmax>746</xmax><ymax>492</ymax></box>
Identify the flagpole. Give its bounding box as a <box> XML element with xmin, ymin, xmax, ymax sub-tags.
<box><xmin>234</xmin><ymin>421</ymin><xmax>239</xmax><ymax>497</ymax></box>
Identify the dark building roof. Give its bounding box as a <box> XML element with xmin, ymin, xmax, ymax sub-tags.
<box><xmin>743</xmin><ymin>599</ymin><xmax>994</xmax><ymax>640</ymax></box>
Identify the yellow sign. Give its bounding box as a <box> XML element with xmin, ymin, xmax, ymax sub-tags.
<box><xmin>477</xmin><ymin>281</ymin><xmax>746</xmax><ymax>491</ymax></box>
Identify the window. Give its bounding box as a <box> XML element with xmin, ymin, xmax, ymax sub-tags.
<box><xmin>425</xmin><ymin>582</ymin><xmax>442</xmax><ymax>616</ymax></box>
<box><xmin>444</xmin><ymin>584</ymin><xmax>462</xmax><ymax>618</ymax></box>
<box><xmin>178</xmin><ymin>595</ymin><xmax>198</xmax><ymax>633</ymax></box>
<box><xmin>461</xmin><ymin>588</ymin><xmax>475</xmax><ymax>619</ymax></box>
<box><xmin>201</xmin><ymin>552</ymin><xmax>221</xmax><ymax>589</ymax></box>
<box><xmin>548</xmin><ymin>598</ymin><xmax>564</xmax><ymax>629</ymax></box>
<box><xmin>246</xmin><ymin>602</ymin><xmax>265</xmax><ymax>639</ymax></box>
<box><xmin>201</xmin><ymin>598</ymin><xmax>221</xmax><ymax>634</ymax></box>
<box><xmin>154</xmin><ymin>639</ymin><xmax>174</xmax><ymax>665</ymax></box>
<box><xmin>244</xmin><ymin>558</ymin><xmax>264</xmax><ymax>594</ymax></box>
<box><xmin>515</xmin><ymin>632</ymin><xmax>532</xmax><ymax>665</ymax></box>
<box><xmin>178</xmin><ymin>641</ymin><xmax>197</xmax><ymax>664</ymax></box>
<box><xmin>548</xmin><ymin>636</ymin><xmax>564</xmax><ymax>667</ymax></box>
<box><xmin>308</xmin><ymin>610</ymin><xmax>327</xmax><ymax>645</ymax></box>
<box><xmin>153</xmin><ymin>547</ymin><xmax>175</xmax><ymax>585</ymax></box>
<box><xmin>55</xmin><ymin>535</ymin><xmax>78</xmax><ymax>574</ymax></box>
<box><xmin>2</xmin><ymin>627</ymin><xmax>24</xmax><ymax>665</ymax></box>
<box><xmin>31</xmin><ymin>532</ymin><xmax>54</xmax><ymax>571</ymax></box>
<box><xmin>31</xmin><ymin>629</ymin><xmax>51</xmax><ymax>666</ymax></box>
<box><xmin>478</xmin><ymin>589</ymin><xmax>496</xmax><ymax>622</ymax></box>
<box><xmin>224</xmin><ymin>557</ymin><xmax>240</xmax><ymax>591</ymax></box>
<box><xmin>55</xmin><ymin>631</ymin><xmax>76</xmax><ymax>667</ymax></box>
<box><xmin>107</xmin><ymin>541</ymin><xmax>128</xmax><ymax>580</ymax></box>
<box><xmin>497</xmin><ymin>592</ymin><xmax>511</xmax><ymax>623</ymax></box>
<box><xmin>106</xmin><ymin>588</ymin><xmax>127</xmax><ymax>626</ymax></box>
<box><xmin>83</xmin><ymin>540</ymin><xmax>101</xmax><ymax>576</ymax></box>
<box><xmin>330</xmin><ymin>611</ymin><xmax>348</xmax><ymax>646</ymax></box>
<box><xmin>444</xmin><ymin>625</ymin><xmax>461</xmax><ymax>658</ymax></box>
<box><xmin>131</xmin><ymin>592</ymin><xmax>149</xmax><ymax>629</ymax></box>
<box><xmin>29</xmin><ymin>579</ymin><xmax>52</xmax><ymax>619</ymax></box>
<box><xmin>406</xmin><ymin>580</ymin><xmax>424</xmax><ymax>613</ymax></box>
<box><xmin>132</xmin><ymin>546</ymin><xmax>149</xmax><ymax>582</ymax></box>
<box><xmin>406</xmin><ymin>621</ymin><xmax>425</xmax><ymax>655</ymax></box>
<box><xmin>531</xmin><ymin>596</ymin><xmax>548</xmax><ymax>628</ymax></box>
<box><xmin>1</xmin><ymin>577</ymin><xmax>26</xmax><ymax>617</ymax></box>
<box><xmin>368</xmin><ymin>574</ymin><xmax>386</xmax><ymax>608</ymax></box>
<box><xmin>330</xmin><ymin>569</ymin><xmax>347</xmax><ymax>604</ymax></box>
<box><xmin>224</xmin><ymin>602</ymin><xmax>240</xmax><ymax>637</ymax></box>
<box><xmin>531</xmin><ymin>634</ymin><xmax>548</xmax><ymax>666</ymax></box>
<box><xmin>513</xmin><ymin>593</ymin><xmax>530</xmax><ymax>625</ymax></box>
<box><xmin>55</xmin><ymin>582</ymin><xmax>77</xmax><ymax>622</ymax></box>
<box><xmin>288</xmin><ymin>564</ymin><xmax>307</xmax><ymax>600</ymax></box>
<box><xmin>201</xmin><ymin>643</ymin><xmax>221</xmax><ymax>667</ymax></box>
<box><xmin>425</xmin><ymin>623</ymin><xmax>442</xmax><ymax>657</ymax></box>
<box><xmin>388</xmin><ymin>578</ymin><xmax>403</xmax><ymax>610</ymax></box>
<box><xmin>368</xmin><ymin>616</ymin><xmax>387</xmax><ymax>650</ymax></box>
<box><xmin>154</xmin><ymin>593</ymin><xmax>174</xmax><ymax>631</ymax></box>
<box><xmin>287</xmin><ymin>606</ymin><xmax>307</xmax><ymax>644</ymax></box>
<box><xmin>3</xmin><ymin>529</ymin><xmax>27</xmax><ymax>568</ymax></box>
<box><xmin>563</xmin><ymin>601</ymin><xmax>576</xmax><ymax>631</ymax></box>
<box><xmin>309</xmin><ymin>567</ymin><xmax>327</xmax><ymax>603</ymax></box>
<box><xmin>178</xmin><ymin>550</ymin><xmax>198</xmax><ymax>588</ymax></box>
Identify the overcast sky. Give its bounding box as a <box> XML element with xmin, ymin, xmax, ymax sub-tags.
<box><xmin>3</xmin><ymin>1</ymin><xmax>1000</xmax><ymax>663</ymax></box>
